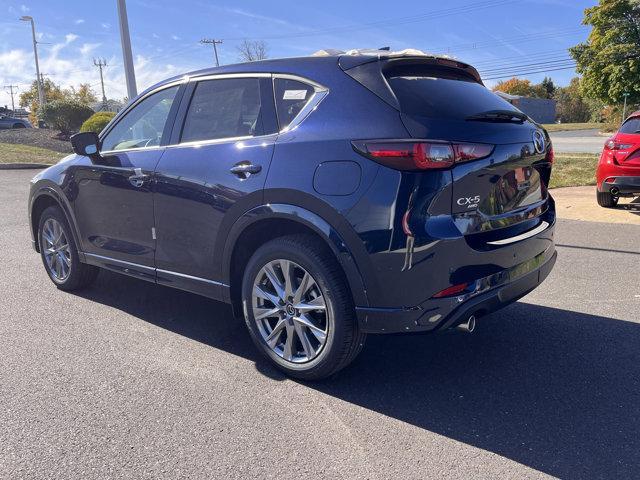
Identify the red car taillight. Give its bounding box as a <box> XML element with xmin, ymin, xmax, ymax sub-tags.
<box><xmin>605</xmin><ymin>139</ymin><xmax>632</xmax><ymax>150</ymax></box>
<box><xmin>352</xmin><ymin>141</ymin><xmax>494</xmax><ymax>171</ymax></box>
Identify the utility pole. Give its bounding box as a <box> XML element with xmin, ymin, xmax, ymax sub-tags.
<box><xmin>4</xmin><ymin>85</ymin><xmax>18</xmax><ymax>112</ymax></box>
<box><xmin>20</xmin><ymin>16</ymin><xmax>45</xmax><ymax>113</ymax></box>
<box><xmin>117</xmin><ymin>0</ymin><xmax>137</xmax><ymax>99</ymax></box>
<box><xmin>622</xmin><ymin>92</ymin><xmax>630</xmax><ymax>122</ymax></box>
<box><xmin>200</xmin><ymin>38</ymin><xmax>223</xmax><ymax>67</ymax></box>
<box><xmin>93</xmin><ymin>58</ymin><xmax>108</xmax><ymax>109</ymax></box>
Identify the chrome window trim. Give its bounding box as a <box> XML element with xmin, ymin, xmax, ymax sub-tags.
<box><xmin>98</xmin><ymin>72</ymin><xmax>329</xmax><ymax>154</ymax></box>
<box><xmin>272</xmin><ymin>73</ymin><xmax>329</xmax><ymax>133</ymax></box>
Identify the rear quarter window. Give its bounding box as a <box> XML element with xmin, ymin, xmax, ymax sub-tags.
<box><xmin>387</xmin><ymin>75</ymin><xmax>520</xmax><ymax>119</ymax></box>
<box><xmin>274</xmin><ymin>78</ymin><xmax>315</xmax><ymax>130</ymax></box>
<box><xmin>619</xmin><ymin>117</ymin><xmax>640</xmax><ymax>134</ymax></box>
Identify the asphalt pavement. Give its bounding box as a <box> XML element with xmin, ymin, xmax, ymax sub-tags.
<box><xmin>549</xmin><ymin>129</ymin><xmax>607</xmax><ymax>154</ymax></box>
<box><xmin>2</xmin><ymin>169</ymin><xmax>639</xmax><ymax>479</ymax></box>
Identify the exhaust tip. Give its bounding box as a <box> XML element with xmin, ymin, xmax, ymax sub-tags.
<box><xmin>611</xmin><ymin>187</ymin><xmax>620</xmax><ymax>196</ymax></box>
<box><xmin>456</xmin><ymin>315</ymin><xmax>476</xmax><ymax>333</ymax></box>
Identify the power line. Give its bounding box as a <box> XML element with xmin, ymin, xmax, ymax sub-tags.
<box><xmin>4</xmin><ymin>85</ymin><xmax>18</xmax><ymax>111</ymax></box>
<box><xmin>481</xmin><ymin>65</ymin><xmax>577</xmax><ymax>81</ymax></box>
<box><xmin>479</xmin><ymin>58</ymin><xmax>575</xmax><ymax>74</ymax></box>
<box><xmin>200</xmin><ymin>38</ymin><xmax>223</xmax><ymax>67</ymax></box>
<box><xmin>220</xmin><ymin>0</ymin><xmax>516</xmax><ymax>41</ymax></box>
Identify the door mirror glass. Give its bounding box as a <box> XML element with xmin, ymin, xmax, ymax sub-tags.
<box><xmin>70</xmin><ymin>132</ymin><xmax>100</xmax><ymax>157</ymax></box>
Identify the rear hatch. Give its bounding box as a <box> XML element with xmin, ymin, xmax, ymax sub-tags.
<box><xmin>613</xmin><ymin>116</ymin><xmax>640</xmax><ymax>166</ymax></box>
<box><xmin>344</xmin><ymin>56</ymin><xmax>553</xmax><ymax>239</ymax></box>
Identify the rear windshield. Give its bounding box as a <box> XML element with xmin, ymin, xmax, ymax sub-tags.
<box><xmin>619</xmin><ymin>117</ymin><xmax>640</xmax><ymax>134</ymax></box>
<box><xmin>387</xmin><ymin>75</ymin><xmax>520</xmax><ymax>119</ymax></box>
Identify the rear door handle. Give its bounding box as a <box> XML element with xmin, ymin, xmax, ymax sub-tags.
<box><xmin>128</xmin><ymin>168</ymin><xmax>149</xmax><ymax>188</ymax></box>
<box><xmin>230</xmin><ymin>162</ymin><xmax>262</xmax><ymax>179</ymax></box>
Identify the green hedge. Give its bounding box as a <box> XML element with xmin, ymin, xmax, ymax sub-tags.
<box><xmin>39</xmin><ymin>100</ymin><xmax>94</xmax><ymax>135</ymax></box>
<box><xmin>80</xmin><ymin>111</ymin><xmax>117</xmax><ymax>134</ymax></box>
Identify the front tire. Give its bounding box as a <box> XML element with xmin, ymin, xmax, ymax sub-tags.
<box><xmin>597</xmin><ymin>190</ymin><xmax>618</xmax><ymax>208</ymax></box>
<box><xmin>241</xmin><ymin>235</ymin><xmax>365</xmax><ymax>380</ymax></box>
<box><xmin>38</xmin><ymin>206</ymin><xmax>98</xmax><ymax>290</ymax></box>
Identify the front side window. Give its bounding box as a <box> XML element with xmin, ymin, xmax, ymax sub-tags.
<box><xmin>101</xmin><ymin>86</ymin><xmax>179</xmax><ymax>152</ymax></box>
<box><xmin>181</xmin><ymin>78</ymin><xmax>263</xmax><ymax>143</ymax></box>
<box><xmin>274</xmin><ymin>78</ymin><xmax>315</xmax><ymax>130</ymax></box>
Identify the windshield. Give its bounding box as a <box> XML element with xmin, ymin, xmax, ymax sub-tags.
<box><xmin>387</xmin><ymin>76</ymin><xmax>521</xmax><ymax>120</ymax></box>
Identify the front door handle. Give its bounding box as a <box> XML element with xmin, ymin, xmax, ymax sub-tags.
<box><xmin>128</xmin><ymin>168</ymin><xmax>149</xmax><ymax>188</ymax></box>
<box><xmin>230</xmin><ymin>162</ymin><xmax>262</xmax><ymax>179</ymax></box>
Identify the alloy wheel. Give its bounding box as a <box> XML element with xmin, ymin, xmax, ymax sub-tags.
<box><xmin>41</xmin><ymin>218</ymin><xmax>72</xmax><ymax>282</ymax></box>
<box><xmin>252</xmin><ymin>259</ymin><xmax>329</xmax><ymax>363</ymax></box>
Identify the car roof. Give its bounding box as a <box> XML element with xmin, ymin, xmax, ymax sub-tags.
<box><xmin>626</xmin><ymin>110</ymin><xmax>640</xmax><ymax>120</ymax></box>
<box><xmin>142</xmin><ymin>53</ymin><xmax>480</xmax><ymax>96</ymax></box>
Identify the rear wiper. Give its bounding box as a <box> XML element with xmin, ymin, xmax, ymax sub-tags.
<box><xmin>466</xmin><ymin>110</ymin><xmax>529</xmax><ymax>123</ymax></box>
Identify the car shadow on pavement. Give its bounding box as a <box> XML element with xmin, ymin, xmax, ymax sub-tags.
<box><xmin>76</xmin><ymin>270</ymin><xmax>640</xmax><ymax>479</ymax></box>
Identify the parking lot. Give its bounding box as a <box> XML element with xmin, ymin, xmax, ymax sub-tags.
<box><xmin>2</xmin><ymin>169</ymin><xmax>639</xmax><ymax>479</ymax></box>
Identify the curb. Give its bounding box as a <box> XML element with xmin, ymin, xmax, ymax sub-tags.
<box><xmin>0</xmin><ymin>163</ymin><xmax>50</xmax><ymax>170</ymax></box>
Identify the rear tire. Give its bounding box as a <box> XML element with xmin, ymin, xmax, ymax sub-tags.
<box><xmin>38</xmin><ymin>206</ymin><xmax>98</xmax><ymax>291</ymax></box>
<box><xmin>597</xmin><ymin>190</ymin><xmax>618</xmax><ymax>208</ymax></box>
<box><xmin>241</xmin><ymin>234</ymin><xmax>365</xmax><ymax>380</ymax></box>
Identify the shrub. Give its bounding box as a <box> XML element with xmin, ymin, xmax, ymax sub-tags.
<box><xmin>38</xmin><ymin>100</ymin><xmax>94</xmax><ymax>135</ymax></box>
<box><xmin>80</xmin><ymin>111</ymin><xmax>117</xmax><ymax>133</ymax></box>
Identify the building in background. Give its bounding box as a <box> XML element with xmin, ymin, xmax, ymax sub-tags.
<box><xmin>495</xmin><ymin>91</ymin><xmax>557</xmax><ymax>124</ymax></box>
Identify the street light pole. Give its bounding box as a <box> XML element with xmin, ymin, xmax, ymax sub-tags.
<box><xmin>622</xmin><ymin>92</ymin><xmax>630</xmax><ymax>122</ymax></box>
<box><xmin>117</xmin><ymin>0</ymin><xmax>137</xmax><ymax>99</ymax></box>
<box><xmin>20</xmin><ymin>16</ymin><xmax>44</xmax><ymax>114</ymax></box>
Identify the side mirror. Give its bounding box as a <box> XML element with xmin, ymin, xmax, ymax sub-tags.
<box><xmin>70</xmin><ymin>132</ymin><xmax>101</xmax><ymax>158</ymax></box>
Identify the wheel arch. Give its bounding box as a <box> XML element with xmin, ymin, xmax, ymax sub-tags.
<box><xmin>30</xmin><ymin>188</ymin><xmax>83</xmax><ymax>259</ymax></box>
<box><xmin>222</xmin><ymin>204</ymin><xmax>370</xmax><ymax>318</ymax></box>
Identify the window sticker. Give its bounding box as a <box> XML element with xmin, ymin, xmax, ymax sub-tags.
<box><xmin>283</xmin><ymin>90</ymin><xmax>307</xmax><ymax>100</ymax></box>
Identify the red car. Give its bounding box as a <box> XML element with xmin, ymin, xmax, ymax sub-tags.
<box><xmin>596</xmin><ymin>111</ymin><xmax>640</xmax><ymax>207</ymax></box>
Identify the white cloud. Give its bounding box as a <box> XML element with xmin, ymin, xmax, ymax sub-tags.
<box><xmin>152</xmin><ymin>33</ymin><xmax>160</xmax><ymax>39</ymax></box>
<box><xmin>65</xmin><ymin>33</ymin><xmax>79</xmax><ymax>44</ymax></box>
<box><xmin>80</xmin><ymin>43</ymin><xmax>101</xmax><ymax>55</ymax></box>
<box><xmin>171</xmin><ymin>35</ymin><xmax>180</xmax><ymax>41</ymax></box>
<box><xmin>101</xmin><ymin>22</ymin><xmax>111</xmax><ymax>30</ymax></box>
<box><xmin>74</xmin><ymin>19</ymin><xmax>85</xmax><ymax>25</ymax></box>
<box><xmin>20</xmin><ymin>4</ymin><xmax>29</xmax><ymax>13</ymax></box>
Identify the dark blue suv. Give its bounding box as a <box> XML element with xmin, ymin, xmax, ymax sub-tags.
<box><xmin>29</xmin><ymin>52</ymin><xmax>556</xmax><ymax>379</ymax></box>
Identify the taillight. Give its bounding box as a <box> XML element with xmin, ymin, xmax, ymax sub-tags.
<box><xmin>352</xmin><ymin>141</ymin><xmax>494</xmax><ymax>171</ymax></box>
<box><xmin>605</xmin><ymin>139</ymin><xmax>632</xmax><ymax>150</ymax></box>
<box><xmin>546</xmin><ymin>145</ymin><xmax>554</xmax><ymax>164</ymax></box>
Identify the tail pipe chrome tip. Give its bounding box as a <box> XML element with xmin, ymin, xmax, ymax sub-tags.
<box><xmin>456</xmin><ymin>315</ymin><xmax>476</xmax><ymax>334</ymax></box>
<box><xmin>610</xmin><ymin>187</ymin><xmax>620</xmax><ymax>196</ymax></box>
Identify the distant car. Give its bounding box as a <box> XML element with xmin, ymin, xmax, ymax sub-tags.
<box><xmin>596</xmin><ymin>111</ymin><xmax>640</xmax><ymax>207</ymax></box>
<box><xmin>0</xmin><ymin>115</ymin><xmax>32</xmax><ymax>129</ymax></box>
<box><xmin>28</xmin><ymin>51</ymin><xmax>556</xmax><ymax>379</ymax></box>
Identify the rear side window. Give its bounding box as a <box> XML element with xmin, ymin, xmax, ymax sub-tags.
<box><xmin>387</xmin><ymin>75</ymin><xmax>519</xmax><ymax>119</ymax></box>
<box><xmin>181</xmin><ymin>78</ymin><xmax>263</xmax><ymax>143</ymax></box>
<box><xmin>274</xmin><ymin>78</ymin><xmax>315</xmax><ymax>130</ymax></box>
<box><xmin>619</xmin><ymin>117</ymin><xmax>640</xmax><ymax>134</ymax></box>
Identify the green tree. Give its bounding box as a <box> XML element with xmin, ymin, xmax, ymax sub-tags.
<box><xmin>39</xmin><ymin>99</ymin><xmax>93</xmax><ymax>136</ymax></box>
<box><xmin>570</xmin><ymin>0</ymin><xmax>640</xmax><ymax>105</ymax></box>
<box><xmin>67</xmin><ymin>84</ymin><xmax>98</xmax><ymax>106</ymax></box>
<box><xmin>541</xmin><ymin>76</ymin><xmax>556</xmax><ymax>99</ymax></box>
<box><xmin>554</xmin><ymin>77</ymin><xmax>592</xmax><ymax>122</ymax></box>
<box><xmin>493</xmin><ymin>77</ymin><xmax>539</xmax><ymax>97</ymax></box>
<box><xmin>18</xmin><ymin>79</ymin><xmax>97</xmax><ymax>125</ymax></box>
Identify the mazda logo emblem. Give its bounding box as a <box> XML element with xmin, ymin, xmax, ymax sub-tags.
<box><xmin>533</xmin><ymin>130</ymin><xmax>546</xmax><ymax>154</ymax></box>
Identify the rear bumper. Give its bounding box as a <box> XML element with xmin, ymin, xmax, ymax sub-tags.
<box><xmin>356</xmin><ymin>244</ymin><xmax>556</xmax><ymax>334</ymax></box>
<box><xmin>600</xmin><ymin>176</ymin><xmax>640</xmax><ymax>195</ymax></box>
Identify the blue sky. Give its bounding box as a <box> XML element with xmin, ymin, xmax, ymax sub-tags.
<box><xmin>1</xmin><ymin>0</ymin><xmax>595</xmax><ymax>108</ymax></box>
